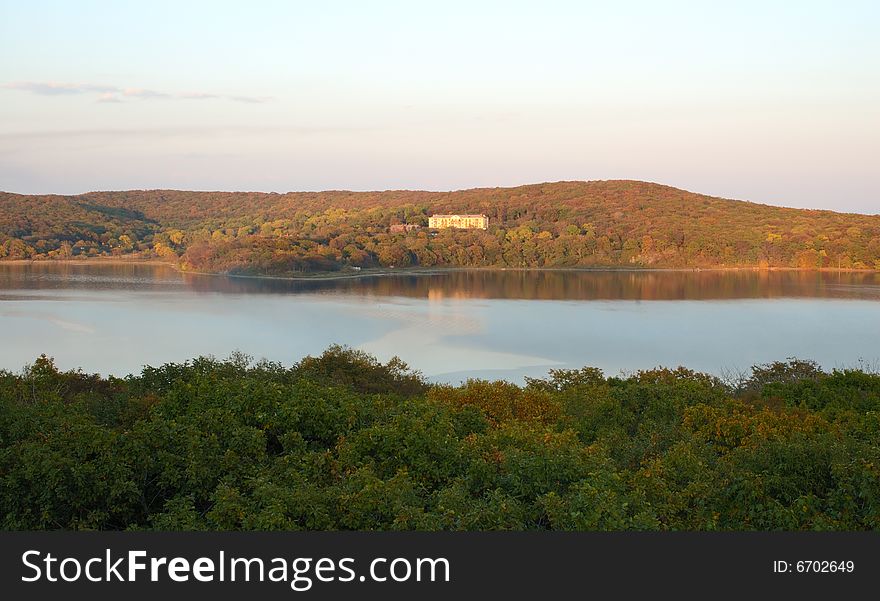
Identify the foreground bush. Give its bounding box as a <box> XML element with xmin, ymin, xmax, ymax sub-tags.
<box><xmin>1</xmin><ymin>350</ymin><xmax>878</xmax><ymax>530</ymax></box>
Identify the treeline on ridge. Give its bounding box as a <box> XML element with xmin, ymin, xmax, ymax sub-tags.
<box><xmin>2</xmin><ymin>347</ymin><xmax>879</xmax><ymax>530</ymax></box>
<box><xmin>2</xmin><ymin>180</ymin><xmax>880</xmax><ymax>274</ymax></box>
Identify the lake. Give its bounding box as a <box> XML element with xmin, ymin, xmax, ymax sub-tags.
<box><xmin>1</xmin><ymin>262</ymin><xmax>879</xmax><ymax>383</ymax></box>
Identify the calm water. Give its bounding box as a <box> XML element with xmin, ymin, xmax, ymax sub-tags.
<box><xmin>1</xmin><ymin>263</ymin><xmax>879</xmax><ymax>383</ymax></box>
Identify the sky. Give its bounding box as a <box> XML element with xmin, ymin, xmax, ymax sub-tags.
<box><xmin>1</xmin><ymin>0</ymin><xmax>878</xmax><ymax>213</ymax></box>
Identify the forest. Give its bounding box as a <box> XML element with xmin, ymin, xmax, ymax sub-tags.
<box><xmin>2</xmin><ymin>347</ymin><xmax>878</xmax><ymax>530</ymax></box>
<box><xmin>2</xmin><ymin>180</ymin><xmax>880</xmax><ymax>274</ymax></box>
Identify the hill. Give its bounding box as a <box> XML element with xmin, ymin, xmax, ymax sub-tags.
<box><xmin>1</xmin><ymin>180</ymin><xmax>879</xmax><ymax>274</ymax></box>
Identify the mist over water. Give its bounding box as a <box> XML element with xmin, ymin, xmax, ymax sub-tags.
<box><xmin>1</xmin><ymin>263</ymin><xmax>879</xmax><ymax>382</ymax></box>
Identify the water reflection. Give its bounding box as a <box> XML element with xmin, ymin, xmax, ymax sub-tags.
<box><xmin>2</xmin><ymin>262</ymin><xmax>880</xmax><ymax>301</ymax></box>
<box><xmin>1</xmin><ymin>262</ymin><xmax>879</xmax><ymax>382</ymax></box>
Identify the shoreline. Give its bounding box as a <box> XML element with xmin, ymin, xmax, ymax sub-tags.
<box><xmin>0</xmin><ymin>257</ymin><xmax>174</xmax><ymax>267</ymax></box>
<box><xmin>1</xmin><ymin>257</ymin><xmax>877</xmax><ymax>282</ymax></box>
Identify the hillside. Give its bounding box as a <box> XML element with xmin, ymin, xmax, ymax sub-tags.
<box><xmin>2</xmin><ymin>180</ymin><xmax>879</xmax><ymax>274</ymax></box>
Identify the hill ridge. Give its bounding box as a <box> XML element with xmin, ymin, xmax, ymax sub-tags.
<box><xmin>1</xmin><ymin>180</ymin><xmax>879</xmax><ymax>273</ymax></box>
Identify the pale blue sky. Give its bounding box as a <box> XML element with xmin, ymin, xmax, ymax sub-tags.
<box><xmin>1</xmin><ymin>0</ymin><xmax>878</xmax><ymax>212</ymax></box>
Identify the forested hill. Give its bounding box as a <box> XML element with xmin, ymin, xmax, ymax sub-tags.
<box><xmin>2</xmin><ymin>180</ymin><xmax>879</xmax><ymax>275</ymax></box>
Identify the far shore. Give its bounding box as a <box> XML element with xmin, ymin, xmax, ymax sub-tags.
<box><xmin>1</xmin><ymin>256</ymin><xmax>878</xmax><ymax>282</ymax></box>
<box><xmin>0</xmin><ymin>257</ymin><xmax>174</xmax><ymax>267</ymax></box>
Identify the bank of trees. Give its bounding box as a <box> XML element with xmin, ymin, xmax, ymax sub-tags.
<box><xmin>1</xmin><ymin>348</ymin><xmax>878</xmax><ymax>530</ymax></box>
<box><xmin>3</xmin><ymin>181</ymin><xmax>880</xmax><ymax>273</ymax></box>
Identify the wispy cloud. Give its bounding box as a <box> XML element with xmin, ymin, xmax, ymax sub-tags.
<box><xmin>0</xmin><ymin>125</ymin><xmax>379</xmax><ymax>143</ymax></box>
<box><xmin>179</xmin><ymin>92</ymin><xmax>220</xmax><ymax>100</ymax></box>
<box><xmin>120</xmin><ymin>87</ymin><xmax>170</xmax><ymax>100</ymax></box>
<box><xmin>2</xmin><ymin>81</ymin><xmax>272</xmax><ymax>104</ymax></box>
<box><xmin>229</xmin><ymin>95</ymin><xmax>273</xmax><ymax>104</ymax></box>
<box><xmin>96</xmin><ymin>92</ymin><xmax>123</xmax><ymax>104</ymax></box>
<box><xmin>4</xmin><ymin>82</ymin><xmax>118</xmax><ymax>95</ymax></box>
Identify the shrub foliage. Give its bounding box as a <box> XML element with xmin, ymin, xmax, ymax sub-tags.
<box><xmin>1</xmin><ymin>349</ymin><xmax>878</xmax><ymax>530</ymax></box>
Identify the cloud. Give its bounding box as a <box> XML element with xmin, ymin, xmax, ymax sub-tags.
<box><xmin>2</xmin><ymin>81</ymin><xmax>271</xmax><ymax>104</ymax></box>
<box><xmin>229</xmin><ymin>95</ymin><xmax>272</xmax><ymax>104</ymax></box>
<box><xmin>3</xmin><ymin>81</ymin><xmax>117</xmax><ymax>95</ymax></box>
<box><xmin>0</xmin><ymin>125</ymin><xmax>378</xmax><ymax>143</ymax></box>
<box><xmin>96</xmin><ymin>92</ymin><xmax>123</xmax><ymax>103</ymax></box>
<box><xmin>179</xmin><ymin>92</ymin><xmax>220</xmax><ymax>100</ymax></box>
<box><xmin>121</xmin><ymin>87</ymin><xmax>171</xmax><ymax>99</ymax></box>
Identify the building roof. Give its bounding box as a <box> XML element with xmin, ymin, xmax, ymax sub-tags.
<box><xmin>430</xmin><ymin>214</ymin><xmax>488</xmax><ymax>218</ymax></box>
